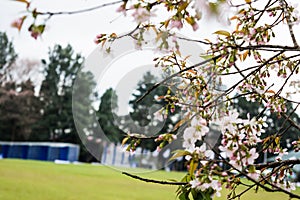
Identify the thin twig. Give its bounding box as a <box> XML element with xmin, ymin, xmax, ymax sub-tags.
<box><xmin>36</xmin><ymin>1</ymin><xmax>123</xmax><ymax>16</ymax></box>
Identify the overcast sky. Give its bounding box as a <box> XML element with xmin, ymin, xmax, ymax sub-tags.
<box><xmin>0</xmin><ymin>0</ymin><xmax>223</xmax><ymax>115</ymax></box>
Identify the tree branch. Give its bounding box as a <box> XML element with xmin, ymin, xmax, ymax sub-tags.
<box><xmin>255</xmin><ymin>159</ymin><xmax>300</xmax><ymax>170</ymax></box>
<box><xmin>36</xmin><ymin>1</ymin><xmax>123</xmax><ymax>16</ymax></box>
<box><xmin>122</xmin><ymin>172</ymin><xmax>187</xmax><ymax>186</ymax></box>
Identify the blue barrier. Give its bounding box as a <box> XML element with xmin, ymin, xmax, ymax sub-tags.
<box><xmin>0</xmin><ymin>142</ymin><xmax>79</xmax><ymax>162</ymax></box>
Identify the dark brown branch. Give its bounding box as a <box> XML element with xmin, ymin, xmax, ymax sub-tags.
<box><xmin>122</xmin><ymin>172</ymin><xmax>187</xmax><ymax>185</ymax></box>
<box><xmin>255</xmin><ymin>159</ymin><xmax>300</xmax><ymax>170</ymax></box>
<box><xmin>221</xmin><ymin>53</ymin><xmax>300</xmax><ymax>76</ymax></box>
<box><xmin>231</xmin><ymin>44</ymin><xmax>300</xmax><ymax>52</ymax></box>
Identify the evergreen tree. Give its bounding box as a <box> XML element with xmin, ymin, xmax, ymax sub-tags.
<box><xmin>96</xmin><ymin>88</ymin><xmax>124</xmax><ymax>144</ymax></box>
<box><xmin>0</xmin><ymin>32</ymin><xmax>17</xmax><ymax>84</ymax></box>
<box><xmin>72</xmin><ymin>70</ymin><xmax>101</xmax><ymax>162</ymax></box>
<box><xmin>37</xmin><ymin>44</ymin><xmax>84</xmax><ymax>143</ymax></box>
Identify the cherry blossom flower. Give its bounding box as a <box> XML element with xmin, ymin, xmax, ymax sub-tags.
<box><xmin>190</xmin><ymin>178</ymin><xmax>222</xmax><ymax>198</ymax></box>
<box><xmin>153</xmin><ymin>109</ymin><xmax>164</xmax><ymax>122</ymax></box>
<box><xmin>219</xmin><ymin>145</ymin><xmax>238</xmax><ymax>158</ymax></box>
<box><xmin>210</xmin><ymin>180</ymin><xmax>222</xmax><ymax>197</ymax></box>
<box><xmin>169</xmin><ymin>19</ymin><xmax>183</xmax><ymax>29</ymax></box>
<box><xmin>219</xmin><ymin>110</ymin><xmax>243</xmax><ymax>133</ymax></box>
<box><xmin>246</xmin><ymin>148</ymin><xmax>259</xmax><ymax>165</ymax></box>
<box><xmin>229</xmin><ymin>158</ymin><xmax>243</xmax><ymax>171</ymax></box>
<box><xmin>192</xmin><ymin>22</ymin><xmax>199</xmax><ymax>31</ymax></box>
<box><xmin>191</xmin><ymin>117</ymin><xmax>209</xmax><ymax>140</ymax></box>
<box><xmin>248</xmin><ymin>171</ymin><xmax>260</xmax><ymax>180</ymax></box>
<box><xmin>274</xmin><ymin>148</ymin><xmax>288</xmax><ymax>160</ymax></box>
<box><xmin>190</xmin><ymin>179</ymin><xmax>201</xmax><ymax>188</ymax></box>
<box><xmin>193</xmin><ymin>0</ymin><xmax>210</xmax><ymax>14</ymax></box>
<box><xmin>116</xmin><ymin>4</ymin><xmax>126</xmax><ymax>15</ymax></box>
<box><xmin>131</xmin><ymin>7</ymin><xmax>153</xmax><ymax>23</ymax></box>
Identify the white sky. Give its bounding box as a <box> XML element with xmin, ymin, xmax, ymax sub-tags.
<box><xmin>0</xmin><ymin>0</ymin><xmax>223</xmax><ymax>115</ymax></box>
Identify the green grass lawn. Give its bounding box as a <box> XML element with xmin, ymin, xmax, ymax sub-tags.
<box><xmin>0</xmin><ymin>159</ymin><xmax>299</xmax><ymax>200</ymax></box>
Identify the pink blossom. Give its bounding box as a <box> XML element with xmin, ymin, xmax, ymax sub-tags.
<box><xmin>172</xmin><ymin>35</ymin><xmax>177</xmax><ymax>43</ymax></box>
<box><xmin>96</xmin><ymin>34</ymin><xmax>103</xmax><ymax>39</ymax></box>
<box><xmin>248</xmin><ymin>172</ymin><xmax>260</xmax><ymax>180</ymax></box>
<box><xmin>192</xmin><ymin>22</ymin><xmax>199</xmax><ymax>31</ymax></box>
<box><xmin>193</xmin><ymin>0</ymin><xmax>210</xmax><ymax>14</ymax></box>
<box><xmin>274</xmin><ymin>148</ymin><xmax>288</xmax><ymax>160</ymax></box>
<box><xmin>116</xmin><ymin>5</ymin><xmax>126</xmax><ymax>15</ymax></box>
<box><xmin>94</xmin><ymin>38</ymin><xmax>100</xmax><ymax>44</ymax></box>
<box><xmin>190</xmin><ymin>117</ymin><xmax>209</xmax><ymax>140</ymax></box>
<box><xmin>219</xmin><ymin>110</ymin><xmax>243</xmax><ymax>133</ymax></box>
<box><xmin>169</xmin><ymin>19</ymin><xmax>183</xmax><ymax>29</ymax></box>
<box><xmin>154</xmin><ymin>110</ymin><xmax>164</xmax><ymax>122</ymax></box>
<box><xmin>247</xmin><ymin>148</ymin><xmax>259</xmax><ymax>165</ymax></box>
<box><xmin>229</xmin><ymin>158</ymin><xmax>243</xmax><ymax>171</ymax></box>
<box><xmin>131</xmin><ymin>7</ymin><xmax>153</xmax><ymax>23</ymax></box>
<box><xmin>210</xmin><ymin>180</ymin><xmax>222</xmax><ymax>197</ymax></box>
<box><xmin>190</xmin><ymin>179</ymin><xmax>201</xmax><ymax>188</ymax></box>
<box><xmin>199</xmin><ymin>183</ymin><xmax>211</xmax><ymax>191</ymax></box>
<box><xmin>156</xmin><ymin>146</ymin><xmax>161</xmax><ymax>152</ymax></box>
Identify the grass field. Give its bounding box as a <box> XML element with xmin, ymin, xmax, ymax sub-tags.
<box><xmin>0</xmin><ymin>159</ymin><xmax>299</xmax><ymax>200</ymax></box>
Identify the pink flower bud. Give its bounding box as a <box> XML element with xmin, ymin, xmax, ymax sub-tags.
<box><xmin>192</xmin><ymin>23</ymin><xmax>199</xmax><ymax>31</ymax></box>
<box><xmin>156</xmin><ymin>146</ymin><xmax>161</xmax><ymax>152</ymax></box>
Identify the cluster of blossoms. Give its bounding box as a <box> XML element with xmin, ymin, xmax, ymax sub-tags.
<box><xmin>131</xmin><ymin>6</ymin><xmax>154</xmax><ymax>24</ymax></box>
<box><xmin>232</xmin><ymin>7</ymin><xmax>275</xmax><ymax>46</ymax></box>
<box><xmin>218</xmin><ymin>110</ymin><xmax>265</xmax><ymax>171</ymax></box>
<box><xmin>190</xmin><ymin>177</ymin><xmax>222</xmax><ymax>198</ymax></box>
<box><xmin>183</xmin><ymin>117</ymin><xmax>209</xmax><ymax>152</ymax></box>
<box><xmin>181</xmin><ymin>110</ymin><xmax>270</xmax><ymax>197</ymax></box>
<box><xmin>237</xmin><ymin>81</ymin><xmax>266</xmax><ymax>103</ymax></box>
<box><xmin>116</xmin><ymin>2</ymin><xmax>155</xmax><ymax>24</ymax></box>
